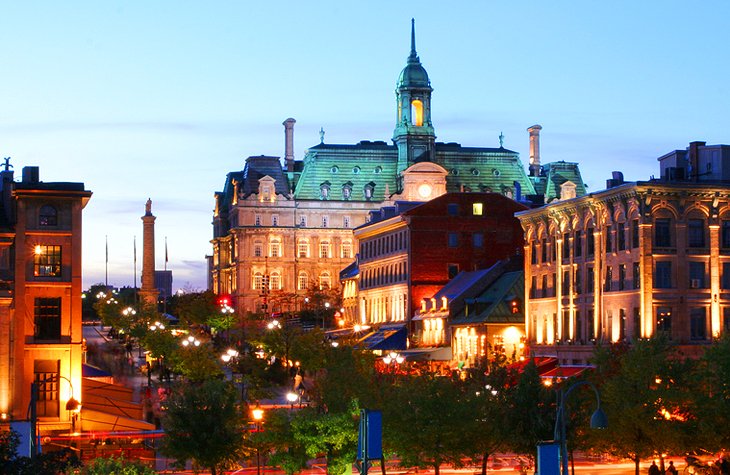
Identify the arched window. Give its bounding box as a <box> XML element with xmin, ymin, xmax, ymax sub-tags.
<box><xmin>298</xmin><ymin>240</ymin><xmax>309</xmax><ymax>258</ymax></box>
<box><xmin>253</xmin><ymin>272</ymin><xmax>263</xmax><ymax>290</ymax></box>
<box><xmin>269</xmin><ymin>239</ymin><xmax>281</xmax><ymax>258</ymax></box>
<box><xmin>270</xmin><ymin>272</ymin><xmax>281</xmax><ymax>291</ymax></box>
<box><xmin>320</xmin><ymin>272</ymin><xmax>331</xmax><ymax>290</ymax></box>
<box><xmin>298</xmin><ymin>272</ymin><xmax>308</xmax><ymax>291</ymax></box>
<box><xmin>320</xmin><ymin>240</ymin><xmax>331</xmax><ymax>259</ymax></box>
<box><xmin>411</xmin><ymin>99</ymin><xmax>424</xmax><ymax>126</ymax></box>
<box><xmin>342</xmin><ymin>183</ymin><xmax>352</xmax><ymax>200</ymax></box>
<box><xmin>342</xmin><ymin>241</ymin><xmax>352</xmax><ymax>259</ymax></box>
<box><xmin>253</xmin><ymin>241</ymin><xmax>263</xmax><ymax>257</ymax></box>
<box><xmin>39</xmin><ymin>205</ymin><xmax>58</xmax><ymax>227</ymax></box>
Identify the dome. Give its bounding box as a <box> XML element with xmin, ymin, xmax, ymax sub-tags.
<box><xmin>398</xmin><ymin>61</ymin><xmax>430</xmax><ymax>88</ymax></box>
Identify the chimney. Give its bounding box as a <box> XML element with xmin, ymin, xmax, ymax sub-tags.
<box><xmin>606</xmin><ymin>171</ymin><xmax>625</xmax><ymax>189</ymax></box>
<box><xmin>283</xmin><ymin>118</ymin><xmax>296</xmax><ymax>173</ymax></box>
<box><xmin>527</xmin><ymin>125</ymin><xmax>542</xmax><ymax>177</ymax></box>
<box><xmin>22</xmin><ymin>166</ymin><xmax>39</xmax><ymax>183</ymax></box>
<box><xmin>689</xmin><ymin>141</ymin><xmax>706</xmax><ymax>182</ymax></box>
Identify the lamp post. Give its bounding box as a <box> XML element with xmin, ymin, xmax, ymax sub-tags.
<box><xmin>251</xmin><ymin>405</ymin><xmax>265</xmax><ymax>475</ymax></box>
<box><xmin>57</xmin><ymin>375</ymin><xmax>81</xmax><ymax>433</ymax></box>
<box><xmin>553</xmin><ymin>381</ymin><xmax>607</xmax><ymax>475</ymax></box>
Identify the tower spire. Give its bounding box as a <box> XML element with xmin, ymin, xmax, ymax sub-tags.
<box><xmin>409</xmin><ymin>18</ymin><xmax>418</xmax><ymax>62</ymax></box>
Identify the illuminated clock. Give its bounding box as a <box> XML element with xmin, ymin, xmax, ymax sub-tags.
<box><xmin>417</xmin><ymin>183</ymin><xmax>432</xmax><ymax>199</ymax></box>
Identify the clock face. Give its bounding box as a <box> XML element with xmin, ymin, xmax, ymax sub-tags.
<box><xmin>417</xmin><ymin>183</ymin><xmax>432</xmax><ymax>199</ymax></box>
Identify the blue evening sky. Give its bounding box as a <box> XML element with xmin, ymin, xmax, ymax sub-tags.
<box><xmin>2</xmin><ymin>2</ymin><xmax>728</xmax><ymax>291</ymax></box>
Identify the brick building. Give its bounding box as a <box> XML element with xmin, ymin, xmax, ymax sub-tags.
<box><xmin>351</xmin><ymin>193</ymin><xmax>526</xmax><ymax>334</ymax></box>
<box><xmin>517</xmin><ymin>141</ymin><xmax>730</xmax><ymax>365</ymax></box>
<box><xmin>0</xmin><ymin>163</ymin><xmax>91</xmax><ymax>437</ymax></box>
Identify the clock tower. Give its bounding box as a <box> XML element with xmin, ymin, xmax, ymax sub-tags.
<box><xmin>393</xmin><ymin>19</ymin><xmax>436</xmax><ymax>177</ymax></box>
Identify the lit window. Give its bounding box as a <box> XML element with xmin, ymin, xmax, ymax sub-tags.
<box><xmin>298</xmin><ymin>240</ymin><xmax>309</xmax><ymax>258</ymax></box>
<box><xmin>34</xmin><ymin>360</ymin><xmax>59</xmax><ymax>417</ymax></box>
<box><xmin>320</xmin><ymin>272</ymin><xmax>331</xmax><ymax>289</ymax></box>
<box><xmin>253</xmin><ymin>272</ymin><xmax>263</xmax><ymax>290</ymax></box>
<box><xmin>342</xmin><ymin>185</ymin><xmax>352</xmax><ymax>200</ymax></box>
<box><xmin>34</xmin><ymin>245</ymin><xmax>61</xmax><ymax>277</ymax></box>
<box><xmin>472</xmin><ymin>203</ymin><xmax>483</xmax><ymax>216</ymax></box>
<box><xmin>320</xmin><ymin>240</ymin><xmax>331</xmax><ymax>259</ymax></box>
<box><xmin>342</xmin><ymin>241</ymin><xmax>352</xmax><ymax>259</ymax></box>
<box><xmin>39</xmin><ymin>205</ymin><xmax>58</xmax><ymax>227</ymax></box>
<box><xmin>253</xmin><ymin>241</ymin><xmax>263</xmax><ymax>257</ymax></box>
<box><xmin>320</xmin><ymin>183</ymin><xmax>330</xmax><ymax>200</ymax></box>
<box><xmin>270</xmin><ymin>272</ymin><xmax>281</xmax><ymax>291</ymax></box>
<box><xmin>298</xmin><ymin>272</ymin><xmax>308</xmax><ymax>290</ymax></box>
<box><xmin>364</xmin><ymin>183</ymin><xmax>375</xmax><ymax>200</ymax></box>
<box><xmin>269</xmin><ymin>239</ymin><xmax>281</xmax><ymax>258</ymax></box>
<box><xmin>411</xmin><ymin>99</ymin><xmax>423</xmax><ymax>126</ymax></box>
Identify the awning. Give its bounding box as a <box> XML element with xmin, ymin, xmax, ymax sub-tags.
<box><xmin>400</xmin><ymin>346</ymin><xmax>452</xmax><ymax>361</ymax></box>
<box><xmin>81</xmin><ymin>408</ymin><xmax>156</xmax><ymax>432</ymax></box>
<box><xmin>83</xmin><ymin>364</ymin><xmax>112</xmax><ymax>378</ymax></box>
<box><xmin>508</xmin><ymin>357</ymin><xmax>558</xmax><ymax>375</ymax></box>
<box><xmin>357</xmin><ymin>324</ymin><xmax>407</xmax><ymax>351</ymax></box>
<box><xmin>540</xmin><ymin>366</ymin><xmax>590</xmax><ymax>381</ymax></box>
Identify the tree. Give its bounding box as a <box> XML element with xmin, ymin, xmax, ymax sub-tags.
<box><xmin>504</xmin><ymin>360</ymin><xmax>554</xmax><ymax>459</ymax></box>
<box><xmin>1</xmin><ymin>428</ymin><xmax>80</xmax><ymax>475</ymax></box>
<box><xmin>463</xmin><ymin>359</ymin><xmax>512</xmax><ymax>475</ymax></box>
<box><xmin>167</xmin><ymin>290</ymin><xmax>218</xmax><ymax>327</ymax></box>
<box><xmin>383</xmin><ymin>373</ymin><xmax>473</xmax><ymax>475</ymax></box>
<box><xmin>292</xmin><ymin>406</ymin><xmax>359</xmax><ymax>475</ymax></box>
<box><xmin>590</xmin><ymin>338</ymin><xmax>698</xmax><ymax>475</ymax></box>
<box><xmin>691</xmin><ymin>333</ymin><xmax>730</xmax><ymax>451</ymax></box>
<box><xmin>256</xmin><ymin>409</ymin><xmax>310</xmax><ymax>475</ymax></box>
<box><xmin>71</xmin><ymin>455</ymin><xmax>156</xmax><ymax>474</ymax></box>
<box><xmin>161</xmin><ymin>379</ymin><xmax>246</xmax><ymax>475</ymax></box>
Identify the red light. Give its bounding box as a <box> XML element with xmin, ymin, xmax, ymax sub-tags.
<box><xmin>217</xmin><ymin>294</ymin><xmax>232</xmax><ymax>307</ymax></box>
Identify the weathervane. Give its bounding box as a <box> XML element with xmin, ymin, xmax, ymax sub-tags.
<box><xmin>2</xmin><ymin>157</ymin><xmax>12</xmax><ymax>172</ymax></box>
<box><xmin>319</xmin><ymin>127</ymin><xmax>325</xmax><ymax>144</ymax></box>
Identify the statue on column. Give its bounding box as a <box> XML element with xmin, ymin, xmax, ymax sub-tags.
<box><xmin>145</xmin><ymin>198</ymin><xmax>152</xmax><ymax>215</ymax></box>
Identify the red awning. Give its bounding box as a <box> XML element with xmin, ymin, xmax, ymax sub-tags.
<box><xmin>508</xmin><ymin>356</ymin><xmax>558</xmax><ymax>375</ymax></box>
<box><xmin>540</xmin><ymin>366</ymin><xmax>589</xmax><ymax>380</ymax></box>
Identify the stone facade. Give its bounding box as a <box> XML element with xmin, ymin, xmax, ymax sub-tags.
<box><xmin>210</xmin><ymin>22</ymin><xmax>586</xmax><ymax>317</ymax></box>
<box><xmin>517</xmin><ymin>142</ymin><xmax>730</xmax><ymax>365</ymax></box>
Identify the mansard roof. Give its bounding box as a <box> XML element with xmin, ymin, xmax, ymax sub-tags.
<box><xmin>451</xmin><ymin>269</ymin><xmax>525</xmax><ymax>326</ymax></box>
<box><xmin>294</xmin><ymin>142</ymin><xmax>398</xmax><ymax>201</ymax></box>
<box><xmin>239</xmin><ymin>155</ymin><xmax>291</xmax><ymax>198</ymax></box>
<box><xmin>531</xmin><ymin>161</ymin><xmax>586</xmax><ymax>201</ymax></box>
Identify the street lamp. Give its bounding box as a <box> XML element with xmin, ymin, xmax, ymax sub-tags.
<box><xmin>221</xmin><ymin>348</ymin><xmax>239</xmax><ymax>363</ymax></box>
<box><xmin>382</xmin><ymin>351</ymin><xmax>404</xmax><ymax>365</ymax></box>
<box><xmin>57</xmin><ymin>375</ymin><xmax>81</xmax><ymax>433</ymax></box>
<box><xmin>251</xmin><ymin>405</ymin><xmax>265</xmax><ymax>475</ymax></box>
<box><xmin>181</xmin><ymin>335</ymin><xmax>201</xmax><ymax>347</ymax></box>
<box><xmin>553</xmin><ymin>381</ymin><xmax>607</xmax><ymax>475</ymax></box>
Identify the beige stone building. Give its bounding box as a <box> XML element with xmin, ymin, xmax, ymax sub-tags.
<box><xmin>517</xmin><ymin>141</ymin><xmax>730</xmax><ymax>365</ymax></box>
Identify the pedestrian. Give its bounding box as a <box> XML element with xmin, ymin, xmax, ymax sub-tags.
<box><xmin>720</xmin><ymin>456</ymin><xmax>730</xmax><ymax>475</ymax></box>
<box><xmin>649</xmin><ymin>461</ymin><xmax>660</xmax><ymax>475</ymax></box>
<box><xmin>666</xmin><ymin>461</ymin><xmax>678</xmax><ymax>475</ymax></box>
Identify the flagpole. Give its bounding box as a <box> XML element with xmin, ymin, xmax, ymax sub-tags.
<box><xmin>164</xmin><ymin>237</ymin><xmax>168</xmax><ymax>314</ymax></box>
<box><xmin>105</xmin><ymin>235</ymin><xmax>109</xmax><ymax>288</ymax></box>
<box><xmin>133</xmin><ymin>235</ymin><xmax>137</xmax><ymax>305</ymax></box>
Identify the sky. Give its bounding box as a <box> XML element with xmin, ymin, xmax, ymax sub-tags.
<box><xmin>2</xmin><ymin>2</ymin><xmax>729</xmax><ymax>291</ymax></box>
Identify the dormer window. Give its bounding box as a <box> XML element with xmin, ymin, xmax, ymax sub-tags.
<box><xmin>320</xmin><ymin>182</ymin><xmax>331</xmax><ymax>200</ymax></box>
<box><xmin>342</xmin><ymin>182</ymin><xmax>353</xmax><ymax>200</ymax></box>
<box><xmin>39</xmin><ymin>205</ymin><xmax>58</xmax><ymax>227</ymax></box>
<box><xmin>441</xmin><ymin>296</ymin><xmax>448</xmax><ymax>309</ymax></box>
<box><xmin>364</xmin><ymin>182</ymin><xmax>375</xmax><ymax>201</ymax></box>
<box><xmin>374</xmin><ymin>166</ymin><xmax>382</xmax><ymax>174</ymax></box>
<box><xmin>330</xmin><ymin>165</ymin><xmax>339</xmax><ymax>173</ymax></box>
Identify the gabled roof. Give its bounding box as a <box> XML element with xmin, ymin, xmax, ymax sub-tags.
<box><xmin>451</xmin><ymin>270</ymin><xmax>524</xmax><ymax>326</ymax></box>
<box><xmin>339</xmin><ymin>260</ymin><xmax>359</xmax><ymax>281</ymax></box>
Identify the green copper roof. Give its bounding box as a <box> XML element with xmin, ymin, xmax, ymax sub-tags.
<box><xmin>434</xmin><ymin>144</ymin><xmax>537</xmax><ymax>196</ymax></box>
<box><xmin>293</xmin><ymin>142</ymin><xmax>399</xmax><ymax>201</ymax></box>
<box><xmin>531</xmin><ymin>161</ymin><xmax>586</xmax><ymax>201</ymax></box>
<box><xmin>451</xmin><ymin>270</ymin><xmax>525</xmax><ymax>326</ymax></box>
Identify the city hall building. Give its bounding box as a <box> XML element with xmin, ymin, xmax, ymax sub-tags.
<box><xmin>211</xmin><ymin>22</ymin><xmax>585</xmax><ymax>317</ymax></box>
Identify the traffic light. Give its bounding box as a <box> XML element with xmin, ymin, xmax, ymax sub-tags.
<box><xmin>217</xmin><ymin>294</ymin><xmax>232</xmax><ymax>307</ymax></box>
